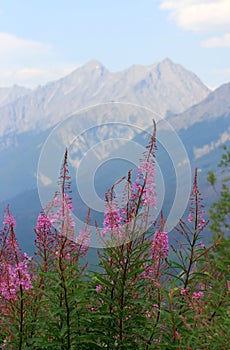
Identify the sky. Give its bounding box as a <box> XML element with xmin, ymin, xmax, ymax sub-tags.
<box><xmin>0</xmin><ymin>0</ymin><xmax>229</xmax><ymax>89</ymax></box>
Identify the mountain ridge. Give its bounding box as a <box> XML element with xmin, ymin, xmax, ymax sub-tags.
<box><xmin>170</xmin><ymin>82</ymin><xmax>230</xmax><ymax>130</ymax></box>
<box><xmin>0</xmin><ymin>58</ymin><xmax>210</xmax><ymax>146</ymax></box>
<box><xmin>0</xmin><ymin>85</ymin><xmax>32</xmax><ymax>108</ymax></box>
<box><xmin>0</xmin><ymin>60</ymin><xmax>229</xmax><ymax>252</ymax></box>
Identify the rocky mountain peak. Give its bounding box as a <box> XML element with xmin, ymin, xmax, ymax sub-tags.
<box><xmin>0</xmin><ymin>85</ymin><xmax>32</xmax><ymax>108</ymax></box>
<box><xmin>0</xmin><ymin>58</ymin><xmax>211</xmax><ymax>140</ymax></box>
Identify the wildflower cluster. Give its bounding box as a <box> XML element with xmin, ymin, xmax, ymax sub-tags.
<box><xmin>0</xmin><ymin>257</ymin><xmax>32</xmax><ymax>300</ymax></box>
<box><xmin>0</xmin><ymin>130</ymin><xmax>229</xmax><ymax>349</ymax></box>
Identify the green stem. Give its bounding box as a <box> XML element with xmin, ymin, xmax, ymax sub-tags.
<box><xmin>18</xmin><ymin>284</ymin><xmax>23</xmax><ymax>350</ymax></box>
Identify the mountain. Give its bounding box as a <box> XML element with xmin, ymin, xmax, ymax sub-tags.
<box><xmin>0</xmin><ymin>58</ymin><xmax>209</xmax><ymax>148</ymax></box>
<box><xmin>169</xmin><ymin>82</ymin><xmax>230</xmax><ymax>131</ymax></box>
<box><xmin>0</xmin><ymin>85</ymin><xmax>32</xmax><ymax>108</ymax></box>
<box><xmin>0</xmin><ymin>58</ymin><xmax>228</xmax><ymax>253</ymax></box>
<box><xmin>169</xmin><ymin>83</ymin><xmax>230</xmax><ymax>212</ymax></box>
<box><xmin>0</xmin><ymin>58</ymin><xmax>210</xmax><ymax>200</ymax></box>
<box><xmin>165</xmin><ymin>82</ymin><xmax>230</xmax><ymax>165</ymax></box>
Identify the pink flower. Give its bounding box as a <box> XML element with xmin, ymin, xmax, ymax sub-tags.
<box><xmin>199</xmin><ymin>284</ymin><xmax>206</xmax><ymax>290</ymax></box>
<box><xmin>48</xmin><ymin>193</ymin><xmax>75</xmax><ymax>238</ymax></box>
<box><xmin>180</xmin><ymin>288</ymin><xmax>189</xmax><ymax>296</ymax></box>
<box><xmin>199</xmin><ymin>241</ymin><xmax>205</xmax><ymax>249</ymax></box>
<box><xmin>0</xmin><ymin>259</ymin><xmax>33</xmax><ymax>300</ymax></box>
<box><xmin>198</xmin><ymin>217</ymin><xmax>205</xmax><ymax>228</ymax></box>
<box><xmin>36</xmin><ymin>213</ymin><xmax>52</xmax><ymax>233</ymax></box>
<box><xmin>104</xmin><ymin>205</ymin><xmax>121</xmax><ymax>226</ymax></box>
<box><xmin>193</xmin><ymin>291</ymin><xmax>204</xmax><ymax>299</ymax></box>
<box><xmin>188</xmin><ymin>213</ymin><xmax>193</xmax><ymax>223</ymax></box>
<box><xmin>95</xmin><ymin>284</ymin><xmax>101</xmax><ymax>293</ymax></box>
<box><xmin>65</xmin><ymin>252</ymin><xmax>71</xmax><ymax>260</ymax></box>
<box><xmin>149</xmin><ymin>230</ymin><xmax>169</xmax><ymax>276</ymax></box>
<box><xmin>3</xmin><ymin>214</ymin><xmax>16</xmax><ymax>227</ymax></box>
<box><xmin>188</xmin><ymin>170</ymin><xmax>206</xmax><ymax>229</ymax></box>
<box><xmin>132</xmin><ymin>159</ymin><xmax>156</xmax><ymax>210</ymax></box>
<box><xmin>102</xmin><ymin>203</ymin><xmax>124</xmax><ymax>238</ymax></box>
<box><xmin>152</xmin><ymin>230</ymin><xmax>169</xmax><ymax>261</ymax></box>
<box><xmin>140</xmin><ymin>161</ymin><xmax>156</xmax><ymax>209</ymax></box>
<box><xmin>75</xmin><ymin>227</ymin><xmax>90</xmax><ymax>256</ymax></box>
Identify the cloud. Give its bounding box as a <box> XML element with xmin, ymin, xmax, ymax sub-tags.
<box><xmin>0</xmin><ymin>32</ymin><xmax>51</xmax><ymax>62</ymax></box>
<box><xmin>0</xmin><ymin>33</ymin><xmax>78</xmax><ymax>87</ymax></box>
<box><xmin>0</xmin><ymin>65</ymin><xmax>77</xmax><ymax>88</ymax></box>
<box><xmin>160</xmin><ymin>1</ymin><xmax>230</xmax><ymax>33</ymax></box>
<box><xmin>201</xmin><ymin>33</ymin><xmax>230</xmax><ymax>47</ymax></box>
<box><xmin>220</xmin><ymin>68</ymin><xmax>230</xmax><ymax>74</ymax></box>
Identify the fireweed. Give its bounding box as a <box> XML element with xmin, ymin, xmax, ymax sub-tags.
<box><xmin>0</xmin><ymin>127</ymin><xmax>229</xmax><ymax>349</ymax></box>
<box><xmin>29</xmin><ymin>149</ymin><xmax>91</xmax><ymax>349</ymax></box>
<box><xmin>0</xmin><ymin>206</ymin><xmax>33</xmax><ymax>349</ymax></box>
